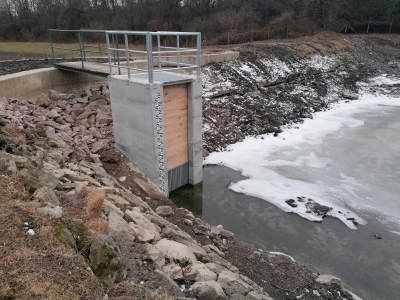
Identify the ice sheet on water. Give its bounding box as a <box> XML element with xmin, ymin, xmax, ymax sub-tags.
<box><xmin>205</xmin><ymin>77</ymin><xmax>400</xmax><ymax>229</ymax></box>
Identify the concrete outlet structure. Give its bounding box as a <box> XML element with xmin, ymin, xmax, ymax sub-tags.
<box><xmin>109</xmin><ymin>72</ymin><xmax>202</xmax><ymax>195</ymax></box>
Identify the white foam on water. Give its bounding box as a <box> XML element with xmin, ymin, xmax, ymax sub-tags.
<box><xmin>267</xmin><ymin>252</ymin><xmax>296</xmax><ymax>262</ymax></box>
<box><xmin>205</xmin><ymin>77</ymin><xmax>400</xmax><ymax>229</ymax></box>
<box><xmin>347</xmin><ymin>290</ymin><xmax>363</xmax><ymax>300</ymax></box>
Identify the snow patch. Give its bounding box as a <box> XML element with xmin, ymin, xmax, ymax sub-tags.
<box><xmin>205</xmin><ymin>77</ymin><xmax>400</xmax><ymax>229</ymax></box>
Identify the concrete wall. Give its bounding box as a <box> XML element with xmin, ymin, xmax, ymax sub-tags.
<box><xmin>0</xmin><ymin>68</ymin><xmax>105</xmax><ymax>99</ymax></box>
<box><xmin>108</xmin><ymin>77</ymin><xmax>169</xmax><ymax>194</ymax></box>
<box><xmin>187</xmin><ymin>77</ymin><xmax>203</xmax><ymax>185</ymax></box>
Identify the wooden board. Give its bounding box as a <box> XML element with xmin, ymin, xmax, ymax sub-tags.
<box><xmin>164</xmin><ymin>84</ymin><xmax>188</xmax><ymax>170</ymax></box>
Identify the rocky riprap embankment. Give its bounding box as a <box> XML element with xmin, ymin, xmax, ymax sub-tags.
<box><xmin>0</xmin><ymin>87</ymin><xmax>356</xmax><ymax>299</ymax></box>
<box><xmin>201</xmin><ymin>36</ymin><xmax>400</xmax><ymax>152</ymax></box>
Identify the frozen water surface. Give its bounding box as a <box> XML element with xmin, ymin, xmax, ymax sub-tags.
<box><xmin>205</xmin><ymin>77</ymin><xmax>400</xmax><ymax>231</ymax></box>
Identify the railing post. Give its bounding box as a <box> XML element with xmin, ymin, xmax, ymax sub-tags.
<box><xmin>78</xmin><ymin>31</ymin><xmax>84</xmax><ymax>69</ymax></box>
<box><xmin>82</xmin><ymin>32</ymin><xmax>86</xmax><ymax>60</ymax></box>
<box><xmin>177</xmin><ymin>34</ymin><xmax>180</xmax><ymax>71</ymax></box>
<box><xmin>49</xmin><ymin>31</ymin><xmax>55</xmax><ymax>64</ymax></box>
<box><xmin>196</xmin><ymin>33</ymin><xmax>201</xmax><ymax>77</ymax></box>
<box><xmin>146</xmin><ymin>32</ymin><xmax>154</xmax><ymax>84</ymax></box>
<box><xmin>157</xmin><ymin>34</ymin><xmax>161</xmax><ymax>70</ymax></box>
<box><xmin>124</xmin><ymin>33</ymin><xmax>131</xmax><ymax>80</ymax></box>
<box><xmin>106</xmin><ymin>32</ymin><xmax>112</xmax><ymax>76</ymax></box>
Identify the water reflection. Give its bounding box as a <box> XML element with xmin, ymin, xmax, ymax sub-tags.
<box><xmin>170</xmin><ymin>166</ymin><xmax>400</xmax><ymax>300</ymax></box>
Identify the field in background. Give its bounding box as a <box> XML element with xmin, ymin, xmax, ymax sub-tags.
<box><xmin>0</xmin><ymin>42</ymin><xmax>109</xmax><ymax>61</ymax></box>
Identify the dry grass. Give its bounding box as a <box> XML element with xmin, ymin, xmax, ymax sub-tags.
<box><xmin>87</xmin><ymin>218</ymin><xmax>110</xmax><ymax>234</ymax></box>
<box><xmin>0</xmin><ymin>185</ymin><xmax>104</xmax><ymax>300</ymax></box>
<box><xmin>4</xmin><ymin>172</ymin><xmax>30</xmax><ymax>200</ymax></box>
<box><xmin>85</xmin><ymin>187</ymin><xmax>105</xmax><ymax>219</ymax></box>
<box><xmin>0</xmin><ymin>125</ymin><xmax>27</xmax><ymax>145</ymax></box>
<box><xmin>14</xmin><ymin>133</ymin><xmax>26</xmax><ymax>144</ymax></box>
<box><xmin>108</xmin><ymin>281</ymin><xmax>171</xmax><ymax>300</ymax></box>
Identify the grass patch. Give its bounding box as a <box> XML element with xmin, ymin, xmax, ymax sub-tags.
<box><xmin>0</xmin><ymin>41</ymin><xmax>109</xmax><ymax>58</ymax></box>
<box><xmin>85</xmin><ymin>187</ymin><xmax>105</xmax><ymax>219</ymax></box>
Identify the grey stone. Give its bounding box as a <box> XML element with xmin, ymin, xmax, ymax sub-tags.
<box><xmin>184</xmin><ymin>219</ymin><xmax>193</xmax><ymax>226</ymax></box>
<box><xmin>217</xmin><ymin>270</ymin><xmax>250</xmax><ymax>296</ymax></box>
<box><xmin>162</xmin><ymin>263</ymin><xmax>184</xmax><ymax>281</ymax></box>
<box><xmin>19</xmin><ymin>167</ymin><xmax>60</xmax><ymax>190</ymax></box>
<box><xmin>144</xmin><ymin>269</ymin><xmax>183</xmax><ymax>297</ymax></box>
<box><xmin>192</xmin><ymin>281</ymin><xmax>226</xmax><ymax>300</ymax></box>
<box><xmin>125</xmin><ymin>209</ymin><xmax>160</xmax><ymax>243</ymax></box>
<box><xmin>53</xmin><ymin>223</ymin><xmax>77</xmax><ymax>250</ymax></box>
<box><xmin>108</xmin><ymin>210</ymin><xmax>135</xmax><ymax>242</ymax></box>
<box><xmin>313</xmin><ymin>290</ymin><xmax>321</xmax><ymax>297</ymax></box>
<box><xmin>316</xmin><ymin>275</ymin><xmax>342</xmax><ymax>287</ymax></box>
<box><xmin>220</xmin><ymin>229</ymin><xmax>234</xmax><ymax>239</ymax></box>
<box><xmin>342</xmin><ymin>90</ymin><xmax>359</xmax><ymax>100</ymax></box>
<box><xmin>89</xmin><ymin>233</ymin><xmax>126</xmax><ymax>283</ymax></box>
<box><xmin>36</xmin><ymin>205</ymin><xmax>62</xmax><ymax>218</ymax></box>
<box><xmin>155</xmin><ymin>205</ymin><xmax>174</xmax><ymax>216</ymax></box>
<box><xmin>107</xmin><ymin>193</ymin><xmax>130</xmax><ymax>206</ymax></box>
<box><xmin>151</xmin><ymin>239</ymin><xmax>197</xmax><ymax>265</ymax></box>
<box><xmin>246</xmin><ymin>291</ymin><xmax>273</xmax><ymax>300</ymax></box>
<box><xmin>185</xmin><ymin>262</ymin><xmax>217</xmax><ymax>282</ymax></box>
<box><xmin>143</xmin><ymin>244</ymin><xmax>165</xmax><ymax>266</ymax></box>
<box><xmin>33</xmin><ymin>186</ymin><xmax>60</xmax><ymax>205</ymax></box>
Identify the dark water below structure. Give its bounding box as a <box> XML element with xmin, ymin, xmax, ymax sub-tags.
<box><xmin>170</xmin><ymin>165</ymin><xmax>400</xmax><ymax>300</ymax></box>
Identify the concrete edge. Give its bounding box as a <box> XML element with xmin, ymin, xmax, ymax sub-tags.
<box><xmin>0</xmin><ymin>67</ymin><xmax>106</xmax><ymax>99</ymax></box>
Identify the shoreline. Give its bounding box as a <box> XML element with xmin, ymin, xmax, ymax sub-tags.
<box><xmin>171</xmin><ymin>164</ymin><xmax>400</xmax><ymax>300</ymax></box>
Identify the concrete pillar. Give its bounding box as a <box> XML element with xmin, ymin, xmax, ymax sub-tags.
<box><xmin>109</xmin><ymin>72</ymin><xmax>202</xmax><ymax>195</ymax></box>
<box><xmin>188</xmin><ymin>77</ymin><xmax>203</xmax><ymax>185</ymax></box>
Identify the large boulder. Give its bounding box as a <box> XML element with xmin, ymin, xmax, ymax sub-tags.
<box><xmin>125</xmin><ymin>209</ymin><xmax>160</xmax><ymax>243</ymax></box>
<box><xmin>185</xmin><ymin>262</ymin><xmax>217</xmax><ymax>282</ymax></box>
<box><xmin>36</xmin><ymin>204</ymin><xmax>62</xmax><ymax>219</ymax></box>
<box><xmin>144</xmin><ymin>269</ymin><xmax>183</xmax><ymax>297</ymax></box>
<box><xmin>108</xmin><ymin>210</ymin><xmax>135</xmax><ymax>242</ymax></box>
<box><xmin>217</xmin><ymin>270</ymin><xmax>251</xmax><ymax>296</ymax></box>
<box><xmin>149</xmin><ymin>239</ymin><xmax>197</xmax><ymax>266</ymax></box>
<box><xmin>33</xmin><ymin>186</ymin><xmax>60</xmax><ymax>205</ymax></box>
<box><xmin>316</xmin><ymin>275</ymin><xmax>342</xmax><ymax>287</ymax></box>
<box><xmin>89</xmin><ymin>233</ymin><xmax>126</xmax><ymax>283</ymax></box>
<box><xmin>342</xmin><ymin>90</ymin><xmax>359</xmax><ymax>100</ymax></box>
<box><xmin>192</xmin><ymin>281</ymin><xmax>226</xmax><ymax>300</ymax></box>
<box><xmin>19</xmin><ymin>167</ymin><xmax>60</xmax><ymax>191</ymax></box>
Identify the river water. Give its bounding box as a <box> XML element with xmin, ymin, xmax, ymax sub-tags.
<box><xmin>170</xmin><ymin>81</ymin><xmax>400</xmax><ymax>299</ymax></box>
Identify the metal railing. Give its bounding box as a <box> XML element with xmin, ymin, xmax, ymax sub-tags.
<box><xmin>105</xmin><ymin>31</ymin><xmax>201</xmax><ymax>83</ymax></box>
<box><xmin>49</xmin><ymin>29</ymin><xmax>119</xmax><ymax>69</ymax></box>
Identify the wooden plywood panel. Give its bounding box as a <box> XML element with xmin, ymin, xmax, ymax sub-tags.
<box><xmin>164</xmin><ymin>83</ymin><xmax>189</xmax><ymax>170</ymax></box>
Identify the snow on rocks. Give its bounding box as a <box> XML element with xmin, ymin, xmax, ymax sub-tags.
<box><xmin>201</xmin><ymin>50</ymin><xmax>364</xmax><ymax>152</ymax></box>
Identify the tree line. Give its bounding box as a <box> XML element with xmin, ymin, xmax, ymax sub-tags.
<box><xmin>1</xmin><ymin>0</ymin><xmax>400</xmax><ymax>42</ymax></box>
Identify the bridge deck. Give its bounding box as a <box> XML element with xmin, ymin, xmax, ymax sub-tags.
<box><xmin>54</xmin><ymin>61</ymin><xmax>128</xmax><ymax>77</ymax></box>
